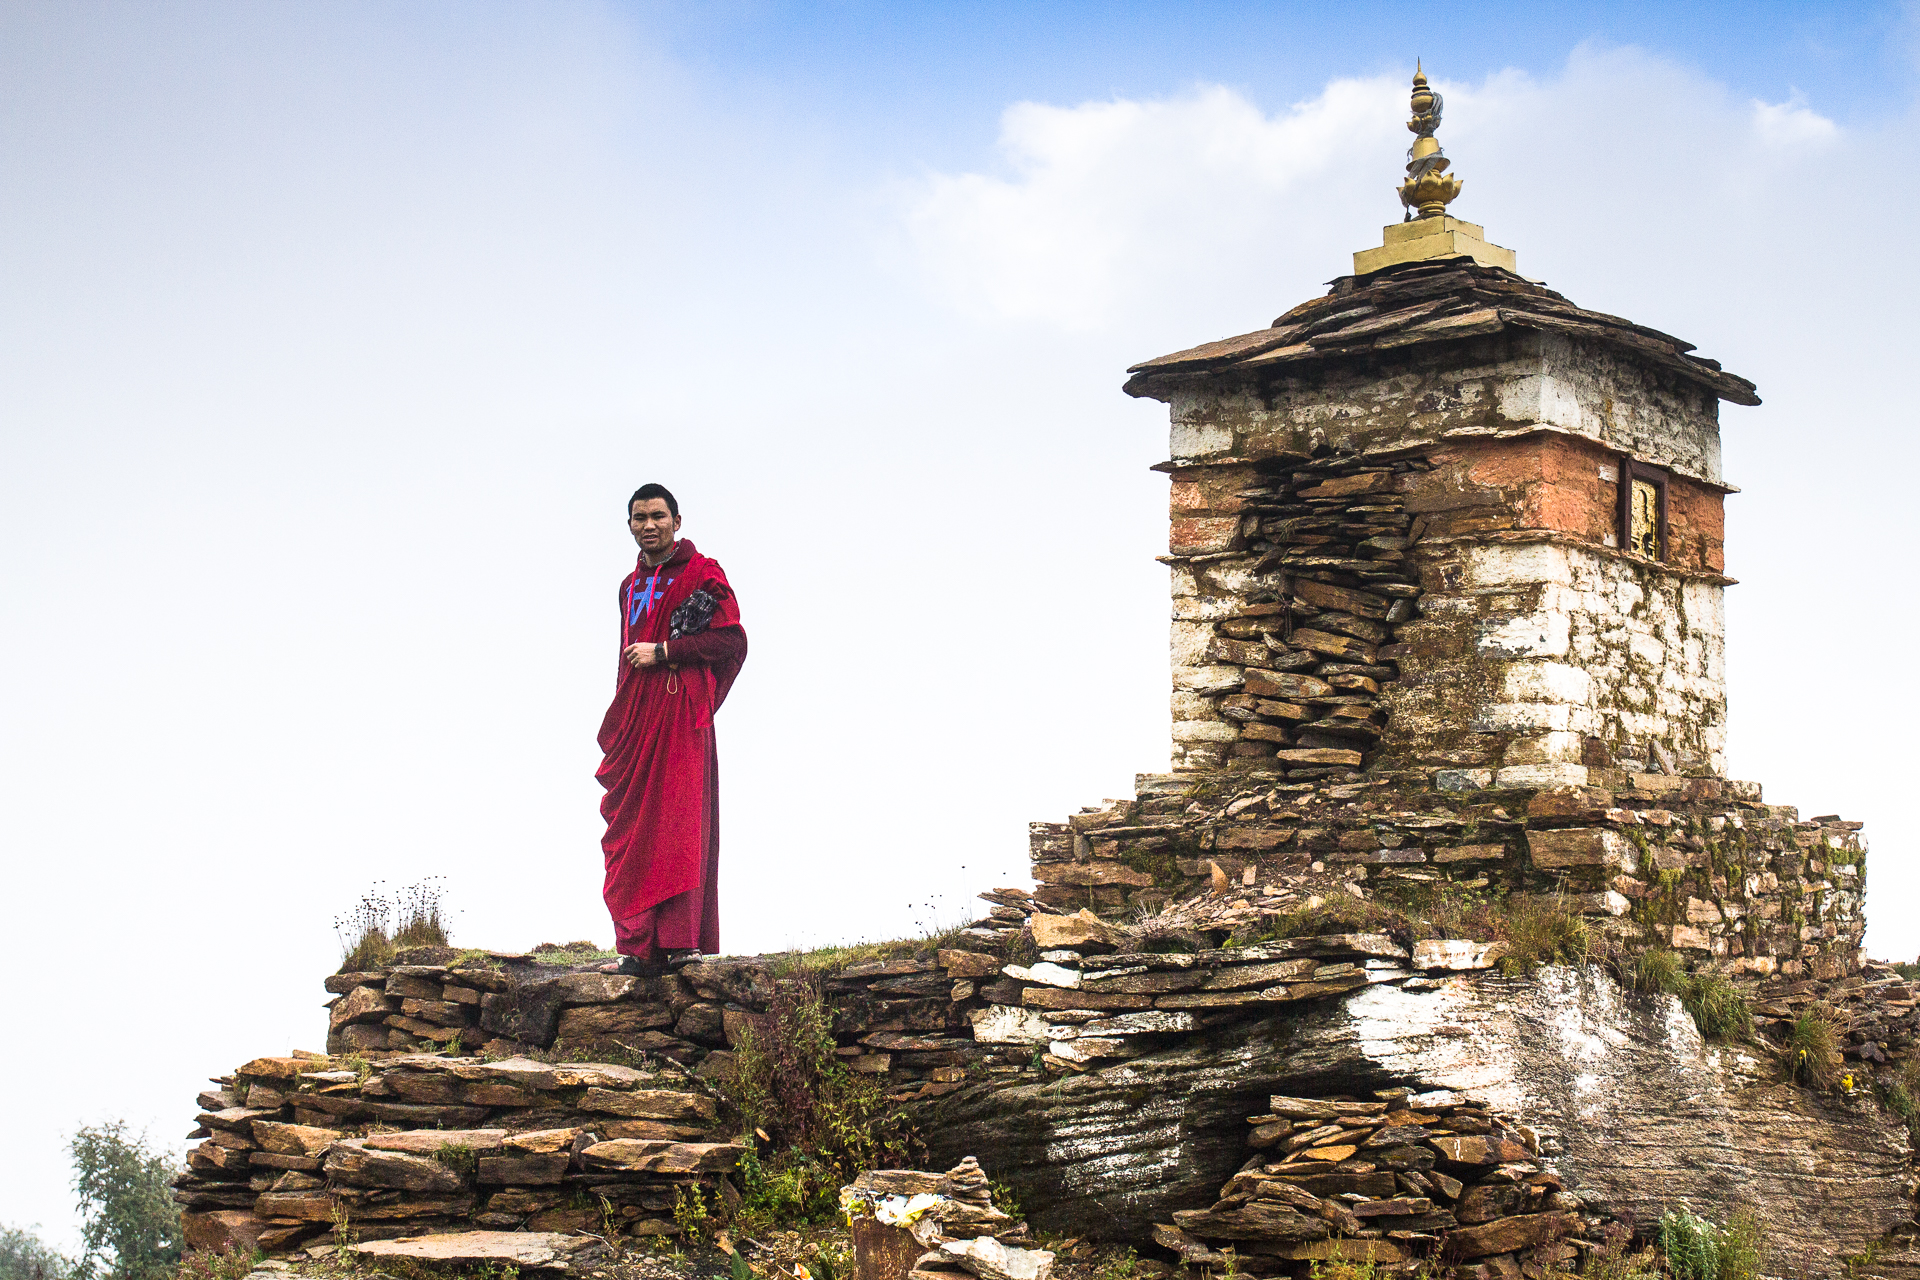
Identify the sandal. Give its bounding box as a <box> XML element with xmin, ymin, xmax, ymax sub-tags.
<box><xmin>598</xmin><ymin>955</ymin><xmax>666</xmax><ymax>977</ymax></box>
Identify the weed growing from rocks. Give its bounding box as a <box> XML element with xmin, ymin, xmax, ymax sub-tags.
<box><xmin>334</xmin><ymin>889</ymin><xmax>394</xmax><ymax>972</ymax></box>
<box><xmin>672</xmin><ymin>1185</ymin><xmax>718</xmax><ymax>1244</ymax></box>
<box><xmin>393</xmin><ymin>878</ymin><xmax>450</xmax><ymax>947</ymax></box>
<box><xmin>1625</xmin><ymin>950</ymin><xmax>1752</xmax><ymax>1043</ymax></box>
<box><xmin>1496</xmin><ymin>899</ymin><xmax>1591</xmax><ymax>975</ymax></box>
<box><xmin>1628</xmin><ymin>948</ymin><xmax>1684</xmax><ymax>995</ymax></box>
<box><xmin>172</xmin><ymin>1248</ymin><xmax>259</xmax><ymax>1280</ymax></box>
<box><xmin>1787</xmin><ymin>1006</ymin><xmax>1844</xmax><ymax>1089</ymax></box>
<box><xmin>1657</xmin><ymin>1205</ymin><xmax>1763</xmax><ymax>1280</ymax></box>
<box><xmin>1305</xmin><ymin>1250</ymin><xmax>1389</xmax><ymax>1279</ymax></box>
<box><xmin>431</xmin><ymin>1142</ymin><xmax>476</xmax><ymax>1178</ymax></box>
<box><xmin>1578</xmin><ymin>1222</ymin><xmax>1664</xmax><ymax>1280</ymax></box>
<box><xmin>528</xmin><ymin>941</ymin><xmax>617</xmax><ymax>966</ymax></box>
<box><xmin>988</xmin><ymin>1180</ymin><xmax>1024</xmax><ymax>1225</ymax></box>
<box><xmin>724</xmin><ymin>973</ymin><xmax>918</xmax><ymax>1228</ymax></box>
<box><xmin>1880</xmin><ymin>1056</ymin><xmax>1920</xmax><ymax>1146</ymax></box>
<box><xmin>1681</xmin><ymin>973</ymin><xmax>1752</xmax><ymax>1044</ymax></box>
<box><xmin>333</xmin><ymin>879</ymin><xmax>451</xmax><ymax>972</ymax></box>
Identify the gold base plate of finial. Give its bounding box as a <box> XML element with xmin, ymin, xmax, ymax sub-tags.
<box><xmin>1354</xmin><ymin>215</ymin><xmax>1516</xmax><ymax>276</ymax></box>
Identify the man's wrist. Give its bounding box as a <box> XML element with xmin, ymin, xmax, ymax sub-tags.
<box><xmin>655</xmin><ymin>642</ymin><xmax>666</xmax><ymax>663</ymax></box>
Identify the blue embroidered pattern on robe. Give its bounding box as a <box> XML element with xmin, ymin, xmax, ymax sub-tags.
<box><xmin>628</xmin><ymin>572</ymin><xmax>675</xmax><ymax>626</ymax></box>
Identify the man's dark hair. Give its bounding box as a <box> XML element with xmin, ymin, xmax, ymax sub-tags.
<box><xmin>628</xmin><ymin>484</ymin><xmax>679</xmax><ymax>520</ymax></box>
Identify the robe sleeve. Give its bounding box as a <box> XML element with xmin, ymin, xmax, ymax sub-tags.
<box><xmin>665</xmin><ymin>624</ymin><xmax>747</xmax><ymax>668</ymax></box>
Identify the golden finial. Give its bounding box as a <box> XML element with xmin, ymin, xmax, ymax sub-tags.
<box><xmin>1398</xmin><ymin>63</ymin><xmax>1463</xmax><ymax>219</ymax></box>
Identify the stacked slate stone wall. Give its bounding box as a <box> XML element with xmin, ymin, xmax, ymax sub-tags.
<box><xmin>320</xmin><ymin>952</ymin><xmax>1008</xmax><ymax>1104</ymax></box>
<box><xmin>1168</xmin><ymin>453</ymin><xmax>1425</xmax><ymax>774</ymax></box>
<box><xmin>175</xmin><ymin>1051</ymin><xmax>741</xmax><ymax>1258</ymax></box>
<box><xmin>1029</xmin><ymin>772</ymin><xmax>1864</xmax><ymax>981</ymax></box>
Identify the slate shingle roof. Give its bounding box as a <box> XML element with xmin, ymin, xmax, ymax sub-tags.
<box><xmin>1122</xmin><ymin>258</ymin><xmax>1760</xmax><ymax>406</ymax></box>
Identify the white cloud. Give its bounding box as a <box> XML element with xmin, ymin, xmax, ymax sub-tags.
<box><xmin>904</xmin><ymin>79</ymin><xmax>1404</xmax><ymax>329</ymax></box>
<box><xmin>1751</xmin><ymin>92</ymin><xmax>1840</xmax><ymax>147</ymax></box>
<box><xmin>900</xmin><ymin>48</ymin><xmax>1877</xmax><ymax>344</ymax></box>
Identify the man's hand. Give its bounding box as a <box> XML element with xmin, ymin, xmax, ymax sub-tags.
<box><xmin>624</xmin><ymin>642</ymin><xmax>663</xmax><ymax>669</ymax></box>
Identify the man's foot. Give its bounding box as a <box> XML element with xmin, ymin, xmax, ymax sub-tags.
<box><xmin>597</xmin><ymin>955</ymin><xmax>666</xmax><ymax>977</ymax></box>
<box><xmin>666</xmin><ymin>950</ymin><xmax>702</xmax><ymax>969</ymax></box>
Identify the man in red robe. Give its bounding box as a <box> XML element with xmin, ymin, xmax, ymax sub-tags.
<box><xmin>595</xmin><ymin>483</ymin><xmax>747</xmax><ymax>977</ymax></box>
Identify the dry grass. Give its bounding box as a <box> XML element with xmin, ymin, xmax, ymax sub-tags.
<box><xmin>334</xmin><ymin>879</ymin><xmax>450</xmax><ymax>972</ymax></box>
<box><xmin>773</xmin><ymin>920</ymin><xmax>985</xmax><ymax>975</ymax></box>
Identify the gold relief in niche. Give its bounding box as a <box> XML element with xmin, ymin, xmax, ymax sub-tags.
<box><xmin>1629</xmin><ymin>479</ymin><xmax>1660</xmax><ymax>558</ymax></box>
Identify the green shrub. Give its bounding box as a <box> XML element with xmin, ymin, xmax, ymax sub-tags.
<box><xmin>0</xmin><ymin>1225</ymin><xmax>75</xmax><ymax>1280</ymax></box>
<box><xmin>731</xmin><ymin>1145</ymin><xmax>840</xmax><ymax>1231</ymax></box>
<box><xmin>1659</xmin><ymin>1208</ymin><xmax>1716</xmax><ymax>1280</ymax></box>
<box><xmin>726</xmin><ymin>975</ymin><xmax>917</xmax><ymax>1191</ymax></box>
<box><xmin>69</xmin><ymin>1123</ymin><xmax>181</xmax><ymax>1280</ymax></box>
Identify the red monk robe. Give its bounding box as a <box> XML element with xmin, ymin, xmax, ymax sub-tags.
<box><xmin>595</xmin><ymin>538</ymin><xmax>747</xmax><ymax>961</ymax></box>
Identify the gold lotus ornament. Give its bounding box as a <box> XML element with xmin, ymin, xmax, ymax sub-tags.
<box><xmin>1350</xmin><ymin>64</ymin><xmax>1515</xmax><ymax>274</ymax></box>
<box><xmin>1398</xmin><ymin>63</ymin><xmax>1463</xmax><ymax>218</ymax></box>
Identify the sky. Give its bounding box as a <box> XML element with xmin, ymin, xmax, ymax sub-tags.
<box><xmin>3</xmin><ymin>0</ymin><xmax>1916</xmax><ymax>1251</ymax></box>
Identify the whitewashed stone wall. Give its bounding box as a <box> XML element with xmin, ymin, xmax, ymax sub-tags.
<box><xmin>1391</xmin><ymin>542</ymin><xmax>1727</xmax><ymax>785</ymax></box>
<box><xmin>1164</xmin><ymin>330</ymin><xmax>1725</xmax><ymax>487</ymax></box>
<box><xmin>1155</xmin><ymin>328</ymin><xmax>1735</xmax><ymax>779</ymax></box>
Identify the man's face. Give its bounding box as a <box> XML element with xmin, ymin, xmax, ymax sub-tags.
<box><xmin>629</xmin><ymin>498</ymin><xmax>681</xmax><ymax>554</ymax></box>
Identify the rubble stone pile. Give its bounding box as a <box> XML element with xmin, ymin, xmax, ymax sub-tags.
<box><xmin>173</xmin><ymin>1049</ymin><xmax>741</xmax><ymax>1259</ymax></box>
<box><xmin>1158</xmin><ymin>1090</ymin><xmax>1617</xmax><ymax>1274</ymax></box>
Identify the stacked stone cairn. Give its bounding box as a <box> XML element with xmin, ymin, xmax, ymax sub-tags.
<box><xmin>173</xmin><ymin>1048</ymin><xmax>742</xmax><ymax>1261</ymax></box>
<box><xmin>1157</xmin><ymin>1091</ymin><xmax>1607</xmax><ymax>1275</ymax></box>
<box><xmin>840</xmin><ymin>1157</ymin><xmax>1051</xmax><ymax>1280</ymax></box>
<box><xmin>1171</xmin><ymin>455</ymin><xmax>1425</xmax><ymax>775</ymax></box>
